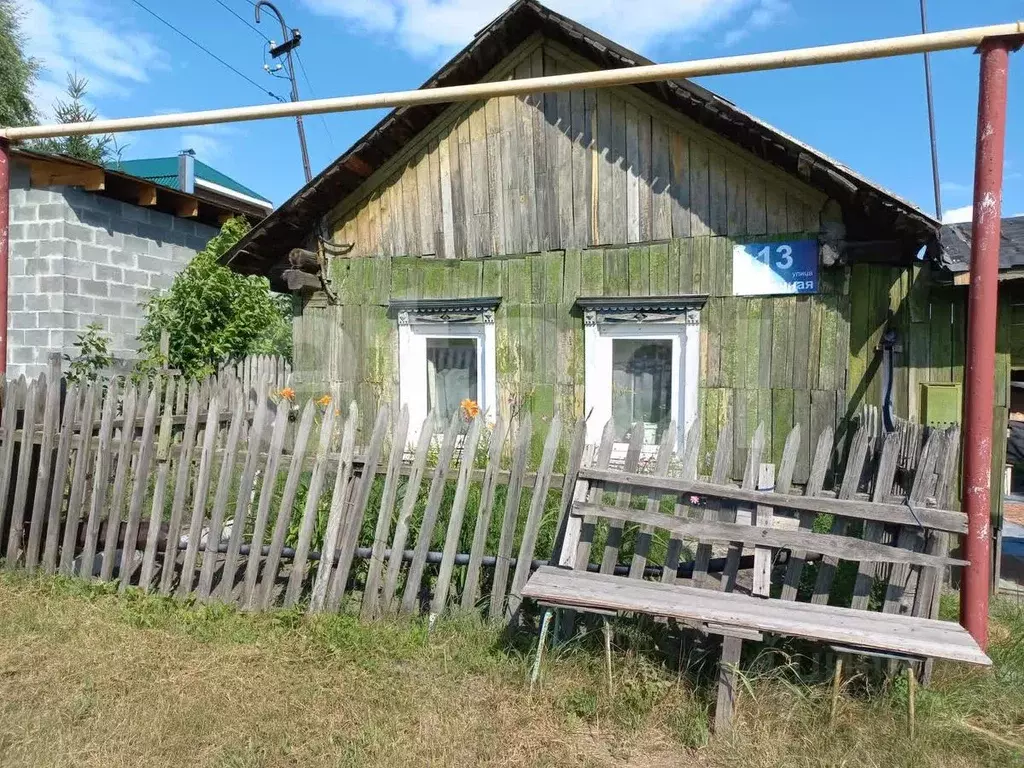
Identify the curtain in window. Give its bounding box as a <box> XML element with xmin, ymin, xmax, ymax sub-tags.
<box><xmin>611</xmin><ymin>339</ymin><xmax>673</xmax><ymax>443</ymax></box>
<box><xmin>426</xmin><ymin>338</ymin><xmax>478</xmax><ymax>419</ymax></box>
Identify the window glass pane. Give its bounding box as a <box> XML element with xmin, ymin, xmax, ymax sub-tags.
<box><xmin>611</xmin><ymin>339</ymin><xmax>673</xmax><ymax>443</ymax></box>
<box><xmin>426</xmin><ymin>338</ymin><xmax>478</xmax><ymax>420</ymax></box>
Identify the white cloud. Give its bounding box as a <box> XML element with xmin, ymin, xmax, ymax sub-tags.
<box><xmin>17</xmin><ymin>0</ymin><xmax>167</xmax><ymax>119</ymax></box>
<box><xmin>302</xmin><ymin>0</ymin><xmax>781</xmax><ymax>57</ymax></box>
<box><xmin>941</xmin><ymin>180</ymin><xmax>971</xmax><ymax>195</ymax></box>
<box><xmin>722</xmin><ymin>0</ymin><xmax>790</xmax><ymax>47</ymax></box>
<box><xmin>942</xmin><ymin>205</ymin><xmax>973</xmax><ymax>224</ymax></box>
<box><xmin>179</xmin><ymin>124</ymin><xmax>241</xmax><ymax>165</ymax></box>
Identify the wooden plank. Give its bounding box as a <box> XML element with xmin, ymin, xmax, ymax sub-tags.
<box><xmin>609</xmin><ymin>94</ymin><xmax>627</xmax><ymax>245</ymax></box>
<box><xmin>41</xmin><ymin>385</ymin><xmax>78</xmax><ymax>574</ymax></box>
<box><xmin>689</xmin><ymin>142</ymin><xmax>710</xmax><ymax>236</ymax></box>
<box><xmin>779</xmin><ymin>426</ymin><xmax>833</xmax><ymax>601</ymax></box>
<box><xmin>651</xmin><ymin>117</ymin><xmax>672</xmax><ymax>239</ymax></box>
<box><xmin>692</xmin><ymin>420</ymin><xmax>734</xmax><ymax>586</ymax></box>
<box><xmin>709</xmin><ymin>153</ymin><xmax>728</xmax><ymax>235</ymax></box>
<box><xmin>160</xmin><ymin>383</ymin><xmax>202</xmax><ymax>596</ymax></box>
<box><xmin>380</xmin><ymin>412</ymin><xmax>435</xmax><ymax>615</ymax></box>
<box><xmin>715</xmin><ymin>635</ymin><xmax>743</xmax><ymax>733</ymax></box>
<box><xmin>725</xmin><ymin>158</ymin><xmax>746</xmax><ymax>236</ymax></box>
<box><xmin>5</xmin><ymin>377</ymin><xmax>41</xmax><ymax>563</ymax></box>
<box><xmin>309</xmin><ymin>405</ymin><xmax>360</xmax><ymax>613</ymax></box>
<box><xmin>521</xmin><ymin>567</ymin><xmax>990</xmax><ymax>666</ymax></box>
<box><xmin>600</xmin><ymin>425</ymin><xmax>644</xmax><ymax>574</ymax></box>
<box><xmin>574</xmin><ymin>420</ymin><xmax>616</xmax><ymax>571</ymax></box>
<box><xmin>139</xmin><ymin>378</ymin><xmax>177</xmax><ymax>592</ymax></box>
<box><xmin>850</xmin><ymin>430</ymin><xmax>900</xmax><ymax>610</ymax></box>
<box><xmin>76</xmin><ymin>378</ymin><xmax>120</xmax><ymax>578</ymax></box>
<box><xmin>484</xmin><ymin>97</ymin><xmax>506</xmax><ymax>254</ymax></box>
<box><xmin>257</xmin><ymin>401</ymin><xmax>316</xmax><ymax>609</ymax></box>
<box><xmin>195</xmin><ymin>395</ymin><xmax>247</xmax><ymax>600</ymax></box>
<box><xmin>177</xmin><ymin>393</ymin><xmax>224</xmax><ymax>598</ymax></box>
<box><xmin>489</xmin><ymin>414</ymin><xmax>533</xmax><ymax>620</ymax></box>
<box><xmin>24</xmin><ymin>368</ymin><xmax>61</xmax><ymax>572</ymax></box>
<box><xmin>117</xmin><ymin>388</ymin><xmax>160</xmax><ymax>591</ymax></box>
<box><xmin>625</xmin><ymin>101</ymin><xmax>640</xmax><ymax>242</ymax></box>
<box><xmin>570</xmin><ymin>87</ymin><xmax>592</xmax><ymax>247</ymax></box>
<box><xmin>721</xmin><ymin>423</ymin><xmax>765</xmax><ymax>592</ymax></box>
<box><xmin>629</xmin><ymin>422</ymin><xmax>677</xmax><ymax>578</ymax></box>
<box><xmin>283</xmin><ymin>404</ymin><xmax>337</xmax><ymax>607</ymax></box>
<box><xmin>811</xmin><ymin>426</ymin><xmax>871</xmax><ymax>604</ymax></box>
<box><xmin>554</xmin><ymin>80</ymin><xmax>574</xmax><ymax>247</ymax></box>
<box><xmin>548</xmin><ymin>418</ymin><xmax>588</xmax><ymax>565</ymax></box>
<box><xmin>461</xmin><ymin>416</ymin><xmax>509</xmax><ymax>612</ymax></box>
<box><xmin>240</xmin><ymin>401</ymin><xmax>290</xmax><ymax>609</ymax></box>
<box><xmin>218</xmin><ymin>396</ymin><xmax>272</xmax><ymax>601</ymax></box>
<box><xmin>431</xmin><ymin>417</ymin><xmax>485</xmax><ymax>615</ymax></box>
<box><xmin>328</xmin><ymin>403</ymin><xmax>391</xmax><ymax>612</ymax></box>
<box><xmin>507</xmin><ymin>415</ymin><xmax>563</xmax><ymax>619</ymax></box>
<box><xmin>637</xmin><ymin>109</ymin><xmax>653</xmax><ymax>241</ymax></box>
<box><xmin>401</xmin><ymin>409</ymin><xmax>464</xmax><ymax>614</ymax></box>
<box><xmin>663</xmin><ymin>417</ymin><xmax>701</xmax><ymax>583</ymax></box>
<box><xmin>361</xmin><ymin>406</ymin><xmax>411</xmax><ymax>619</ymax></box>
<box><xmin>59</xmin><ymin>382</ymin><xmax>97</xmax><ymax>576</ymax></box>
<box><xmin>745</xmin><ymin>172</ymin><xmax>767</xmax><ymax>236</ymax></box>
<box><xmin>752</xmin><ymin>429</ymin><xmax>798</xmax><ymax>596</ymax></box>
<box><xmin>669</xmin><ymin>131</ymin><xmax>690</xmax><ymax>238</ymax></box>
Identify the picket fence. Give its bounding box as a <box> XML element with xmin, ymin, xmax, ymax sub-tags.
<box><xmin>0</xmin><ymin>366</ymin><xmax>951</xmax><ymax>622</ymax></box>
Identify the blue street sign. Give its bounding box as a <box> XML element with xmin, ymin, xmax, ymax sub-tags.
<box><xmin>732</xmin><ymin>239</ymin><xmax>818</xmax><ymax>296</ymax></box>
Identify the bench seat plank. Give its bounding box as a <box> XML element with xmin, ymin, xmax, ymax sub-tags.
<box><xmin>579</xmin><ymin>468</ymin><xmax>967</xmax><ymax>534</ymax></box>
<box><xmin>573</xmin><ymin>502</ymin><xmax>965</xmax><ymax>569</ymax></box>
<box><xmin>522</xmin><ymin>566</ymin><xmax>991</xmax><ymax>666</ymax></box>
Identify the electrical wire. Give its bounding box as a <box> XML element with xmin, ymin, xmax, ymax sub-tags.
<box><xmin>129</xmin><ymin>0</ymin><xmax>285</xmax><ymax>103</ymax></box>
<box><xmin>213</xmin><ymin>0</ymin><xmax>271</xmax><ymax>43</ymax></box>
<box><xmin>295</xmin><ymin>49</ymin><xmax>336</xmax><ymax>150</ymax></box>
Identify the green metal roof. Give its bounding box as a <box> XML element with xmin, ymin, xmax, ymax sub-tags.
<box><xmin>106</xmin><ymin>156</ymin><xmax>271</xmax><ymax>203</ymax></box>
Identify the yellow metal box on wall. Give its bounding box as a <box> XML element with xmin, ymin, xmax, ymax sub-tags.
<box><xmin>921</xmin><ymin>383</ymin><xmax>962</xmax><ymax>428</ymax></box>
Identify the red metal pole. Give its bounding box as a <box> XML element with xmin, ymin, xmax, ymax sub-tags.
<box><xmin>960</xmin><ymin>36</ymin><xmax>1019</xmax><ymax>650</ymax></box>
<box><xmin>0</xmin><ymin>139</ymin><xmax>10</xmax><ymax>379</ymax></box>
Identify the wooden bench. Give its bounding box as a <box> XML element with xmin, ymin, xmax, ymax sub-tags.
<box><xmin>523</xmin><ymin>418</ymin><xmax>991</xmax><ymax>730</ymax></box>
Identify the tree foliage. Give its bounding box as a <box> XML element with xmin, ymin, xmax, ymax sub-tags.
<box><xmin>137</xmin><ymin>217</ymin><xmax>293</xmax><ymax>380</ymax></box>
<box><xmin>0</xmin><ymin>0</ymin><xmax>37</xmax><ymax>128</ymax></box>
<box><xmin>33</xmin><ymin>73</ymin><xmax>114</xmax><ymax>163</ymax></box>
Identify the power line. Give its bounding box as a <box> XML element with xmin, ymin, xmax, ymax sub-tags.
<box><xmin>295</xmin><ymin>49</ymin><xmax>336</xmax><ymax>150</ymax></box>
<box><xmin>213</xmin><ymin>0</ymin><xmax>271</xmax><ymax>43</ymax></box>
<box><xmin>129</xmin><ymin>0</ymin><xmax>285</xmax><ymax>103</ymax></box>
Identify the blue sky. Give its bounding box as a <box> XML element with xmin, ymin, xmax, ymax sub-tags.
<box><xmin>15</xmin><ymin>0</ymin><xmax>1024</xmax><ymax>223</ymax></box>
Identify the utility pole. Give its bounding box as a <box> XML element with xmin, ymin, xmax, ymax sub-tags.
<box><xmin>256</xmin><ymin>1</ymin><xmax>312</xmax><ymax>183</ymax></box>
<box><xmin>920</xmin><ymin>0</ymin><xmax>942</xmax><ymax>220</ymax></box>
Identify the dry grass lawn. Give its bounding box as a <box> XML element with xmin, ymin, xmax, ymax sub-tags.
<box><xmin>0</xmin><ymin>573</ymin><xmax>1022</xmax><ymax>767</ymax></box>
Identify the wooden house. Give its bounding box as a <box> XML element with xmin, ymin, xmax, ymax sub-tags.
<box><xmin>223</xmin><ymin>1</ymin><xmax>1017</xmax><ymax>517</ymax></box>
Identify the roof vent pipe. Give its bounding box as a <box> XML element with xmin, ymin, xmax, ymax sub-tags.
<box><xmin>178</xmin><ymin>148</ymin><xmax>196</xmax><ymax>194</ymax></box>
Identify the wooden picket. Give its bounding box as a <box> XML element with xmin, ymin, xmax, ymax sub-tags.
<box><xmin>0</xmin><ymin>368</ymin><xmax>961</xmax><ymax>631</ymax></box>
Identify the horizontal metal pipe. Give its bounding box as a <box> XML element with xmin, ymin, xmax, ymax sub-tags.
<box><xmin>3</xmin><ymin>22</ymin><xmax>1020</xmax><ymax>141</ymax></box>
<box><xmin>183</xmin><ymin>539</ymin><xmax>756</xmax><ymax>579</ymax></box>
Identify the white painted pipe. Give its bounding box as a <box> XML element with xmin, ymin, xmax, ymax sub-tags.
<box><xmin>2</xmin><ymin>21</ymin><xmax>1021</xmax><ymax>141</ymax></box>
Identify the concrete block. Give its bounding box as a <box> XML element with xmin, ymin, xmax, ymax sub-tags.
<box><xmin>10</xmin><ymin>313</ymin><xmax>37</xmax><ymax>329</ymax></box>
<box><xmin>137</xmin><ymin>253</ymin><xmax>171</xmax><ymax>273</ymax></box>
<box><xmin>109</xmin><ymin>249</ymin><xmax>137</xmax><ymax>268</ymax></box>
<box><xmin>38</xmin><ymin>203</ymin><xmax>64</xmax><ymax>221</ymax></box>
<box><xmin>11</xmin><ymin>205</ymin><xmax>38</xmax><ymax>223</ymax></box>
<box><xmin>124</xmin><ymin>234</ymin><xmax>150</xmax><ymax>254</ymax></box>
<box><xmin>149</xmin><ymin>272</ymin><xmax>174</xmax><ymax>290</ymax></box>
<box><xmin>23</xmin><ymin>329</ymin><xmax>50</xmax><ymax>347</ymax></box>
<box><xmin>26</xmin><ymin>188</ymin><xmax>58</xmax><ymax>204</ymax></box>
<box><xmin>38</xmin><ymin>276</ymin><xmax>62</xmax><ymax>293</ymax></box>
<box><xmin>26</xmin><ymin>294</ymin><xmax>53</xmax><ymax>312</ymax></box>
<box><xmin>7</xmin><ymin>224</ymin><xmax>25</xmax><ymax>241</ymax></box>
<box><xmin>60</xmin><ymin>277</ymin><xmax>78</xmax><ymax>295</ymax></box>
<box><xmin>108</xmin><ymin>282</ymin><xmax>136</xmax><ymax>301</ymax></box>
<box><xmin>95</xmin><ymin>298</ymin><xmax>122</xmax><ymax>316</ymax></box>
<box><xmin>66</xmin><ymin>294</ymin><xmax>95</xmax><ymax>313</ymax></box>
<box><xmin>65</xmin><ymin>260</ymin><xmax>93</xmax><ymax>279</ymax></box>
<box><xmin>11</xmin><ymin>347</ymin><xmax>37</xmax><ymax>364</ymax></box>
<box><xmin>6</xmin><ymin>330</ymin><xmax>24</xmax><ymax>346</ymax></box>
<box><xmin>94</xmin><ymin>228</ymin><xmax>125</xmax><ymax>249</ymax></box>
<box><xmin>49</xmin><ymin>221</ymin><xmax>64</xmax><ymax>239</ymax></box>
<box><xmin>62</xmin><ymin>241</ymin><xmax>80</xmax><ymax>260</ymax></box>
<box><xmin>11</xmin><ymin>275</ymin><xmax>38</xmax><ymax>294</ymax></box>
<box><xmin>23</xmin><ymin>256</ymin><xmax>53</xmax><ymax>275</ymax></box>
<box><xmin>121</xmin><ymin>202</ymin><xmax>150</xmax><ymax>223</ymax></box>
<box><xmin>7</xmin><ymin>295</ymin><xmax>24</xmax><ymax>312</ymax></box>
<box><xmin>123</xmin><ymin>269</ymin><xmax>149</xmax><ymax>286</ymax></box>
<box><xmin>94</xmin><ymin>264</ymin><xmax>123</xmax><ymax>283</ymax></box>
<box><xmin>109</xmin><ymin>316</ymin><xmax>138</xmax><ymax>335</ymax></box>
<box><xmin>64</xmin><ymin>223</ymin><xmax>96</xmax><ymax>243</ymax></box>
<box><xmin>135</xmin><ymin>222</ymin><xmax>172</xmax><ymax>244</ymax></box>
<box><xmin>80</xmin><ymin>244</ymin><xmax>110</xmax><ymax>265</ymax></box>
<box><xmin>80</xmin><ymin>279</ymin><xmax>109</xmax><ymax>298</ymax></box>
<box><xmin>37</xmin><ymin>311</ymin><xmax>64</xmax><ymax>329</ymax></box>
<box><xmin>8</xmin><ymin>258</ymin><xmax>25</xmax><ymax>277</ymax></box>
<box><xmin>12</xmin><ymin>241</ymin><xmax>40</xmax><ymax>259</ymax></box>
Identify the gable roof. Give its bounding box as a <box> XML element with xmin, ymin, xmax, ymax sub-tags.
<box><xmin>109</xmin><ymin>157</ymin><xmax>272</xmax><ymax>204</ymax></box>
<box><xmin>939</xmin><ymin>215</ymin><xmax>1024</xmax><ymax>279</ymax></box>
<box><xmin>223</xmin><ymin>0</ymin><xmax>939</xmax><ymax>281</ymax></box>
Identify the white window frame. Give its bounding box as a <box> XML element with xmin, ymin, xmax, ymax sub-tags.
<box><xmin>582</xmin><ymin>303</ymin><xmax>701</xmax><ymax>454</ymax></box>
<box><xmin>396</xmin><ymin>305</ymin><xmax>497</xmax><ymax>443</ymax></box>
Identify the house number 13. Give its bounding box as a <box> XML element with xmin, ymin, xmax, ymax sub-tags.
<box><xmin>756</xmin><ymin>244</ymin><xmax>793</xmax><ymax>270</ymax></box>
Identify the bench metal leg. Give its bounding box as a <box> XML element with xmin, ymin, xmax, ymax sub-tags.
<box><xmin>603</xmin><ymin>617</ymin><xmax>613</xmax><ymax>697</ymax></box>
<box><xmin>714</xmin><ymin>635</ymin><xmax>743</xmax><ymax>733</ymax></box>
<box><xmin>530</xmin><ymin>609</ymin><xmax>554</xmax><ymax>692</ymax></box>
<box><xmin>830</xmin><ymin>656</ymin><xmax>843</xmax><ymax>724</ymax></box>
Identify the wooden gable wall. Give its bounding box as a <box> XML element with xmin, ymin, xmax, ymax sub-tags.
<box><xmin>328</xmin><ymin>35</ymin><xmax>827</xmax><ymax>260</ymax></box>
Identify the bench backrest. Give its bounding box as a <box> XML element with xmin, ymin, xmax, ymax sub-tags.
<box><xmin>557</xmin><ymin>417</ymin><xmax>962</xmax><ymax>618</ymax></box>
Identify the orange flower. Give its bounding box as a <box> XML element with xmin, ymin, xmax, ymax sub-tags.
<box><xmin>317</xmin><ymin>393</ymin><xmax>332</xmax><ymax>407</ymax></box>
<box><xmin>460</xmin><ymin>398</ymin><xmax>480</xmax><ymax>420</ymax></box>
<box><xmin>278</xmin><ymin>387</ymin><xmax>296</xmax><ymax>401</ymax></box>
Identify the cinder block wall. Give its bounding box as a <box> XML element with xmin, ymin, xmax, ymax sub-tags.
<box><xmin>7</xmin><ymin>160</ymin><xmax>217</xmax><ymax>378</ymax></box>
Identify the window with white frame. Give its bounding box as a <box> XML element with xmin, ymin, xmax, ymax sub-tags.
<box><xmin>394</xmin><ymin>298</ymin><xmax>499</xmax><ymax>440</ymax></box>
<box><xmin>579</xmin><ymin>297</ymin><xmax>704</xmax><ymax>452</ymax></box>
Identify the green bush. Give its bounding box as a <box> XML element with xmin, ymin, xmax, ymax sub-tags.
<box><xmin>136</xmin><ymin>217</ymin><xmax>292</xmax><ymax>379</ymax></box>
